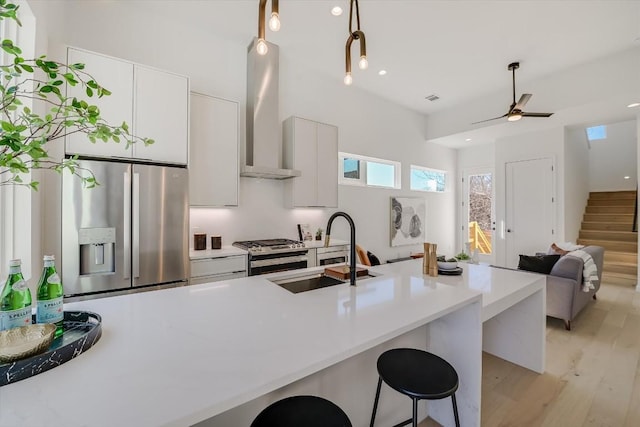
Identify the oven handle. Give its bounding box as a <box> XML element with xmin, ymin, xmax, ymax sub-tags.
<box><xmin>251</xmin><ymin>255</ymin><xmax>309</xmax><ymax>268</ymax></box>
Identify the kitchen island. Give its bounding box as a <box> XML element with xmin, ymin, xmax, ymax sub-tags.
<box><xmin>0</xmin><ymin>261</ymin><xmax>545</xmax><ymax>427</ymax></box>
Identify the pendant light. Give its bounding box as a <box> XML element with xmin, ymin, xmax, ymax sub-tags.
<box><xmin>257</xmin><ymin>0</ymin><xmax>280</xmax><ymax>56</ymax></box>
<box><xmin>344</xmin><ymin>0</ymin><xmax>367</xmax><ymax>85</ymax></box>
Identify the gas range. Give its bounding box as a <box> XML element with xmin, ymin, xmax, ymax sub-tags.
<box><xmin>233</xmin><ymin>238</ymin><xmax>310</xmax><ymax>276</ymax></box>
<box><xmin>233</xmin><ymin>238</ymin><xmax>307</xmax><ymax>255</ymax></box>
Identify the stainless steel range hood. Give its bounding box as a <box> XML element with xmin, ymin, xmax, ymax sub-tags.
<box><xmin>242</xmin><ymin>38</ymin><xmax>300</xmax><ymax>179</ymax></box>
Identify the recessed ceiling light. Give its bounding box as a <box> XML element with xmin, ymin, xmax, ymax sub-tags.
<box><xmin>465</xmin><ymin>138</ymin><xmax>472</xmax><ymax>142</ymax></box>
<box><xmin>628</xmin><ymin>102</ymin><xmax>640</xmax><ymax>108</ymax></box>
<box><xmin>624</xmin><ymin>176</ymin><xmax>631</xmax><ymax>180</ymax></box>
<box><xmin>331</xmin><ymin>6</ymin><xmax>343</xmax><ymax>16</ymax></box>
<box><xmin>378</xmin><ymin>70</ymin><xmax>387</xmax><ymax>76</ymax></box>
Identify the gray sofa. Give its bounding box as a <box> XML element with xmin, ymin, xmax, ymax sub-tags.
<box><xmin>546</xmin><ymin>245</ymin><xmax>604</xmax><ymax>330</ymax></box>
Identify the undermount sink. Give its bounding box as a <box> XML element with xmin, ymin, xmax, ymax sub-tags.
<box><xmin>270</xmin><ymin>271</ymin><xmax>379</xmax><ymax>294</ymax></box>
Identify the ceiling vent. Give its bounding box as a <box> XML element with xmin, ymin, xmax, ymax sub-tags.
<box><xmin>425</xmin><ymin>94</ymin><xmax>440</xmax><ymax>102</ymax></box>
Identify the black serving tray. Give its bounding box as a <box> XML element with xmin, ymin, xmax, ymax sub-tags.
<box><xmin>438</xmin><ymin>267</ymin><xmax>464</xmax><ymax>276</ymax></box>
<box><xmin>0</xmin><ymin>311</ymin><xmax>102</xmax><ymax>387</ymax></box>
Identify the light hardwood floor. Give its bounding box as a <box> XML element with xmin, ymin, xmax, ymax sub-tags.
<box><xmin>420</xmin><ymin>280</ymin><xmax>640</xmax><ymax>426</ymax></box>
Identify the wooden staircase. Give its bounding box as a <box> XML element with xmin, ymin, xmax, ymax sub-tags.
<box><xmin>578</xmin><ymin>191</ymin><xmax>637</xmax><ymax>285</ymax></box>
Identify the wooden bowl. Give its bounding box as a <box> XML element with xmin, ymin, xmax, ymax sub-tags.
<box><xmin>0</xmin><ymin>323</ymin><xmax>56</xmax><ymax>363</ymax></box>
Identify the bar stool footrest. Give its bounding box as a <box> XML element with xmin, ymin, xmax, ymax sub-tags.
<box><xmin>391</xmin><ymin>418</ymin><xmax>412</xmax><ymax>427</ymax></box>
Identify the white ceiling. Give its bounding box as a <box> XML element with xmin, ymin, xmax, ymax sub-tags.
<box><xmin>159</xmin><ymin>0</ymin><xmax>640</xmax><ymax>117</ymax></box>
<box><xmin>88</xmin><ymin>0</ymin><xmax>639</xmax><ymax>147</ymax></box>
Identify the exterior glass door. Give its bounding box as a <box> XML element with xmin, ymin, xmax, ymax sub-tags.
<box><xmin>463</xmin><ymin>169</ymin><xmax>495</xmax><ymax>263</ymax></box>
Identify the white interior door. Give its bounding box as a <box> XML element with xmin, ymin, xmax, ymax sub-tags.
<box><xmin>462</xmin><ymin>168</ymin><xmax>495</xmax><ymax>264</ymax></box>
<box><xmin>505</xmin><ymin>158</ymin><xmax>555</xmax><ymax>268</ymax></box>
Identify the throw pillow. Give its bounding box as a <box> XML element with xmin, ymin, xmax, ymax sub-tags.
<box><xmin>367</xmin><ymin>251</ymin><xmax>381</xmax><ymax>266</ymax></box>
<box><xmin>518</xmin><ymin>254</ymin><xmax>562</xmax><ymax>274</ymax></box>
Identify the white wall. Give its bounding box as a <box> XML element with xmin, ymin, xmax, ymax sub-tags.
<box><xmin>588</xmin><ymin>120</ymin><xmax>637</xmax><ymax>192</ymax></box>
<box><xmin>564</xmin><ymin>128</ymin><xmax>590</xmax><ymax>243</ymax></box>
<box><xmin>30</xmin><ymin>1</ymin><xmax>458</xmax><ymax>263</ymax></box>
<box><xmin>493</xmin><ymin>127</ymin><xmax>565</xmax><ymax>266</ymax></box>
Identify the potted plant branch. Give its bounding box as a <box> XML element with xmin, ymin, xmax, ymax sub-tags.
<box><xmin>0</xmin><ymin>0</ymin><xmax>152</xmax><ymax>190</ymax></box>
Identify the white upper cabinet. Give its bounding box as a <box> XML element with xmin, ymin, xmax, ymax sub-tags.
<box><xmin>283</xmin><ymin>116</ymin><xmax>338</xmax><ymax>208</ymax></box>
<box><xmin>65</xmin><ymin>47</ymin><xmax>188</xmax><ymax>165</ymax></box>
<box><xmin>315</xmin><ymin>123</ymin><xmax>339</xmax><ymax>206</ymax></box>
<box><xmin>134</xmin><ymin>66</ymin><xmax>189</xmax><ymax>164</ymax></box>
<box><xmin>189</xmin><ymin>93</ymin><xmax>239</xmax><ymax>207</ymax></box>
<box><xmin>65</xmin><ymin>48</ymin><xmax>133</xmax><ymax>158</ymax></box>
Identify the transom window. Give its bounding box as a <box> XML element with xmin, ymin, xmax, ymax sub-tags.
<box><xmin>410</xmin><ymin>165</ymin><xmax>446</xmax><ymax>192</ymax></box>
<box><xmin>339</xmin><ymin>152</ymin><xmax>401</xmax><ymax>189</ymax></box>
<box><xmin>586</xmin><ymin>125</ymin><xmax>607</xmax><ymax>141</ymax></box>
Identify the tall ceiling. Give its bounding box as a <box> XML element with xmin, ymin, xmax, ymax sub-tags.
<box><xmin>36</xmin><ymin>0</ymin><xmax>640</xmax><ymax>146</ymax></box>
<box><xmin>148</xmin><ymin>0</ymin><xmax>640</xmax><ymax>117</ymax></box>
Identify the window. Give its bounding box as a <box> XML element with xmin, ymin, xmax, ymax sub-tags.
<box><xmin>410</xmin><ymin>165</ymin><xmax>446</xmax><ymax>192</ymax></box>
<box><xmin>339</xmin><ymin>152</ymin><xmax>401</xmax><ymax>189</ymax></box>
<box><xmin>586</xmin><ymin>125</ymin><xmax>607</xmax><ymax>141</ymax></box>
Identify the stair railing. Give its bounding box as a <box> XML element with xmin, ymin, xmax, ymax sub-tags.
<box><xmin>468</xmin><ymin>221</ymin><xmax>492</xmax><ymax>254</ymax></box>
<box><xmin>634</xmin><ymin>185</ymin><xmax>638</xmax><ymax>232</ymax></box>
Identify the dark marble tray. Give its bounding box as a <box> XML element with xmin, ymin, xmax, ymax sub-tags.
<box><xmin>0</xmin><ymin>311</ymin><xmax>102</xmax><ymax>387</ymax></box>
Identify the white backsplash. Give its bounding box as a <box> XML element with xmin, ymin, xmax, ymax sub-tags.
<box><xmin>189</xmin><ymin>177</ymin><xmax>330</xmax><ymax>249</ymax></box>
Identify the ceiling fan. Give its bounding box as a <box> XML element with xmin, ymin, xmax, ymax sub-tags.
<box><xmin>472</xmin><ymin>62</ymin><xmax>553</xmax><ymax>124</ymax></box>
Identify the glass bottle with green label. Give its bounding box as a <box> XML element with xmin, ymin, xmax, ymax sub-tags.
<box><xmin>36</xmin><ymin>255</ymin><xmax>64</xmax><ymax>338</ymax></box>
<box><xmin>0</xmin><ymin>259</ymin><xmax>33</xmax><ymax>331</ymax></box>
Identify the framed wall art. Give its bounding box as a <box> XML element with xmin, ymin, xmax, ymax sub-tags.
<box><xmin>390</xmin><ymin>197</ymin><xmax>426</xmax><ymax>247</ymax></box>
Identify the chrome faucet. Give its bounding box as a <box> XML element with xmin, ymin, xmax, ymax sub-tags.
<box><xmin>325</xmin><ymin>211</ymin><xmax>357</xmax><ymax>286</ymax></box>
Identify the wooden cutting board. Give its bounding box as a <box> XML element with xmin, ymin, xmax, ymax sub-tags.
<box><xmin>324</xmin><ymin>265</ymin><xmax>369</xmax><ymax>280</ymax></box>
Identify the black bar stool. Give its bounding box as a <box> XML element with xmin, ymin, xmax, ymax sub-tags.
<box><xmin>370</xmin><ymin>348</ymin><xmax>460</xmax><ymax>427</ymax></box>
<box><xmin>251</xmin><ymin>395</ymin><xmax>352</xmax><ymax>427</ymax></box>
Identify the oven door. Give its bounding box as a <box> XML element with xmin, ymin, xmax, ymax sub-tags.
<box><xmin>316</xmin><ymin>246</ymin><xmax>349</xmax><ymax>266</ymax></box>
<box><xmin>249</xmin><ymin>252</ymin><xmax>309</xmax><ymax>276</ymax></box>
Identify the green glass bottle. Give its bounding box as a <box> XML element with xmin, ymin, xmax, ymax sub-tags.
<box><xmin>36</xmin><ymin>255</ymin><xmax>64</xmax><ymax>338</ymax></box>
<box><xmin>0</xmin><ymin>259</ymin><xmax>33</xmax><ymax>331</ymax></box>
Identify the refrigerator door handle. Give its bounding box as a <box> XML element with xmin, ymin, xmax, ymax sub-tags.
<box><xmin>133</xmin><ymin>172</ymin><xmax>140</xmax><ymax>279</ymax></box>
<box><xmin>123</xmin><ymin>171</ymin><xmax>131</xmax><ymax>280</ymax></box>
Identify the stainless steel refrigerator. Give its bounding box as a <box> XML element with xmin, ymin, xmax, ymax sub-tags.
<box><xmin>62</xmin><ymin>159</ymin><xmax>189</xmax><ymax>298</ymax></box>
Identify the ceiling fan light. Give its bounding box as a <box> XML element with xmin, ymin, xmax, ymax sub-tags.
<box><xmin>508</xmin><ymin>113</ymin><xmax>522</xmax><ymax>122</ymax></box>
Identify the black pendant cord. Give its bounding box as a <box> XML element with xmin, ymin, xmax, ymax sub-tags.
<box><xmin>349</xmin><ymin>0</ymin><xmax>362</xmax><ymax>36</ymax></box>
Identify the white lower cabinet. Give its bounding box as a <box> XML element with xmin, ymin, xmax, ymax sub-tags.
<box><xmin>189</xmin><ymin>255</ymin><xmax>247</xmax><ymax>285</ymax></box>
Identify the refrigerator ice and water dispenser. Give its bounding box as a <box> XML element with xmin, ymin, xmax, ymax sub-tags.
<box><xmin>78</xmin><ymin>227</ymin><xmax>116</xmax><ymax>275</ymax></box>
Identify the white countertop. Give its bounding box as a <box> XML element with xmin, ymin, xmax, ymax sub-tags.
<box><xmin>189</xmin><ymin>245</ymin><xmax>247</xmax><ymax>260</ymax></box>
<box><xmin>0</xmin><ymin>261</ymin><xmax>487</xmax><ymax>427</ymax></box>
<box><xmin>372</xmin><ymin>260</ymin><xmax>545</xmax><ymax>321</ymax></box>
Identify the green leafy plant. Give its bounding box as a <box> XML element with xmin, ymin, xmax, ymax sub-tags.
<box><xmin>454</xmin><ymin>252</ymin><xmax>470</xmax><ymax>261</ymax></box>
<box><xmin>0</xmin><ymin>0</ymin><xmax>153</xmax><ymax>189</ymax></box>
